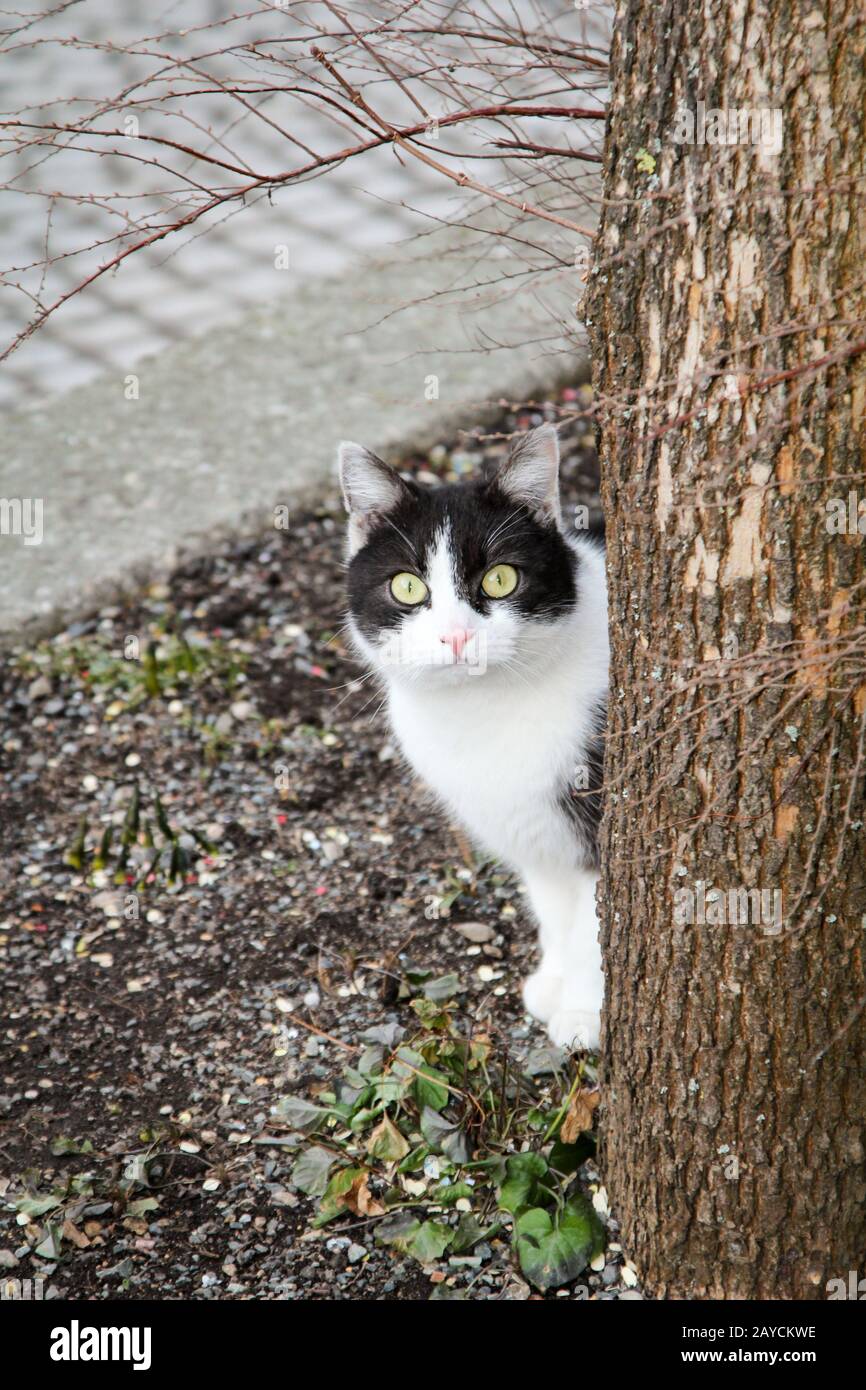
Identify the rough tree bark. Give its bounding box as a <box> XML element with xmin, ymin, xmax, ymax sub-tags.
<box><xmin>586</xmin><ymin>0</ymin><xmax>866</xmax><ymax>1298</ymax></box>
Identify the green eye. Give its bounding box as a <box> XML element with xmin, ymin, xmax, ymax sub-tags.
<box><xmin>390</xmin><ymin>572</ymin><xmax>428</xmax><ymax>605</ymax></box>
<box><xmin>481</xmin><ymin>563</ymin><xmax>519</xmax><ymax>599</ymax></box>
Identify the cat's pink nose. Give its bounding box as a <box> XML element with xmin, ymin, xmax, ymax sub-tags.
<box><xmin>439</xmin><ymin>627</ymin><xmax>475</xmax><ymax>658</ymax></box>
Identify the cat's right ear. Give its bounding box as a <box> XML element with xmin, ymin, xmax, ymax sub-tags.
<box><xmin>338</xmin><ymin>442</ymin><xmax>411</xmax><ymax>556</ymax></box>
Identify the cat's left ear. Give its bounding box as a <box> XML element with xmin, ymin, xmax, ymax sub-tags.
<box><xmin>494</xmin><ymin>424</ymin><xmax>562</xmax><ymax>528</ymax></box>
<box><xmin>338</xmin><ymin>441</ymin><xmax>412</xmax><ymax>556</ymax></box>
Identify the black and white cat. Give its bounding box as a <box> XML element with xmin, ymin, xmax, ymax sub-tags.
<box><xmin>338</xmin><ymin>425</ymin><xmax>608</xmax><ymax>1050</ymax></box>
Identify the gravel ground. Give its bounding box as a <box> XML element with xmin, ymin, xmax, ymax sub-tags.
<box><xmin>0</xmin><ymin>387</ymin><xmax>642</xmax><ymax>1301</ymax></box>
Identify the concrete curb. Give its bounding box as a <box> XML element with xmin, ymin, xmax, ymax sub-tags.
<box><xmin>0</xmin><ymin>224</ymin><xmax>585</xmax><ymax>648</ymax></box>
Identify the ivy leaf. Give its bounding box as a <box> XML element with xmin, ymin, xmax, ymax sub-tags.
<box><xmin>407</xmin><ymin>1220</ymin><xmax>453</xmax><ymax>1264</ymax></box>
<box><xmin>451</xmin><ymin>1212</ymin><xmax>502</xmax><ymax>1255</ymax></box>
<box><xmin>366</xmin><ymin>1115</ymin><xmax>410</xmax><ymax>1162</ymax></box>
<box><xmin>549</xmin><ymin>1132</ymin><xmax>595</xmax><ymax>1176</ymax></box>
<box><xmin>376</xmin><ymin>1212</ymin><xmax>453</xmax><ymax>1264</ymax></box>
<box><xmin>497</xmin><ymin>1151</ymin><xmax>548</xmax><ymax>1214</ymax></box>
<box><xmin>514</xmin><ymin>1193</ymin><xmax>605</xmax><ymax>1292</ymax></box>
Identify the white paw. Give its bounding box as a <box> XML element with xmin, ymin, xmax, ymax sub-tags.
<box><xmin>547</xmin><ymin>1006</ymin><xmax>601</xmax><ymax>1052</ymax></box>
<box><xmin>522</xmin><ymin>970</ymin><xmax>563</xmax><ymax>1025</ymax></box>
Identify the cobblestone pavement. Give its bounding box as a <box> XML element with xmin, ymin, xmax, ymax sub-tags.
<box><xmin>0</xmin><ymin>2</ymin><xmax>449</xmax><ymax>409</ymax></box>
<box><xmin>0</xmin><ymin>1</ymin><xmax>609</xmax><ymax>411</ymax></box>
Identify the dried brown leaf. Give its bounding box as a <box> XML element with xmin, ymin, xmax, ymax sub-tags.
<box><xmin>344</xmin><ymin>1171</ymin><xmax>385</xmax><ymax>1218</ymax></box>
<box><xmin>560</xmin><ymin>1087</ymin><xmax>600</xmax><ymax>1144</ymax></box>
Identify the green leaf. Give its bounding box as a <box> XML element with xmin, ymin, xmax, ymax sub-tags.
<box><xmin>442</xmin><ymin>1128</ymin><xmax>470</xmax><ymax>1165</ymax></box>
<box><xmin>407</xmin><ymin>1220</ymin><xmax>453</xmax><ymax>1264</ymax></box>
<box><xmin>14</xmin><ymin>1194</ymin><xmax>62</xmax><ymax>1219</ymax></box>
<box><xmin>404</xmin><ymin>968</ymin><xmax>432</xmax><ymax>987</ymax></box>
<box><xmin>92</xmin><ymin>825</ymin><xmax>113</xmax><ymax>871</ymax></box>
<box><xmin>50</xmin><ymin>1136</ymin><xmax>94</xmax><ymax>1157</ymax></box>
<box><xmin>549</xmin><ymin>1132</ymin><xmax>595</xmax><ymax>1175</ymax></box>
<box><xmin>292</xmin><ymin>1145</ymin><xmax>336</xmax><ymax>1196</ymax></box>
<box><xmin>35</xmin><ymin>1222</ymin><xmax>62</xmax><ymax>1261</ymax></box>
<box><xmin>451</xmin><ymin>1212</ymin><xmax>502</xmax><ymax>1255</ymax></box>
<box><xmin>423</xmin><ymin>973</ymin><xmax>459</xmax><ymax>1001</ymax></box>
<box><xmin>430</xmin><ymin>1181</ymin><xmax>474</xmax><ymax>1206</ymax></box>
<box><xmin>419</xmin><ymin>1105</ymin><xmax>467</xmax><ymax>1161</ymax></box>
<box><xmin>514</xmin><ymin>1193</ymin><xmax>605</xmax><ymax>1292</ymax></box>
<box><xmin>64</xmin><ymin>815</ymin><xmax>88</xmax><ymax>870</ymax></box>
<box><xmin>375</xmin><ymin>1210</ymin><xmax>421</xmax><ymax>1250</ymax></box>
<box><xmin>413</xmin><ymin>1065</ymin><xmax>450</xmax><ymax>1113</ymax></box>
<box><xmin>497</xmin><ymin>1151</ymin><xmax>548</xmax><ymax>1214</ymax></box>
<box><xmin>394</xmin><ymin>1047</ymin><xmax>449</xmax><ymax>1111</ymax></box>
<box><xmin>370</xmin><ymin>1075</ymin><xmax>406</xmax><ymax>1106</ymax></box>
<box><xmin>410</xmin><ymin>997</ymin><xmax>450</xmax><ymax>1028</ymax></box>
<box><xmin>356</xmin><ymin>1044</ymin><xmax>384</xmax><ymax>1077</ymax></box>
<box><xmin>273</xmin><ymin>1096</ymin><xmax>330</xmax><ymax>1135</ymax></box>
<box><xmin>127</xmin><ymin>1197</ymin><xmax>160</xmax><ymax>1217</ymax></box>
<box><xmin>154</xmin><ymin>793</ymin><xmax>174</xmax><ymax>842</ymax></box>
<box><xmin>121</xmin><ymin>784</ymin><xmax>141</xmax><ymax>847</ymax></box>
<box><xmin>419</xmin><ymin>1106</ymin><xmax>449</xmax><ymax>1149</ymax></box>
<box><xmin>143</xmin><ymin>641</ymin><xmax>162</xmax><ymax>697</ymax></box>
<box><xmin>366</xmin><ymin>1115</ymin><xmax>410</xmax><ymax>1163</ymax></box>
<box><xmin>348</xmin><ymin>1103</ymin><xmax>381</xmax><ymax>1134</ymax></box>
<box><xmin>397</xmin><ymin>1144</ymin><xmax>429</xmax><ymax>1174</ymax></box>
<box><xmin>376</xmin><ymin>1212</ymin><xmax>452</xmax><ymax>1264</ymax></box>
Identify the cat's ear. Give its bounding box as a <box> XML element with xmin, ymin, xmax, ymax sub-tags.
<box><xmin>495</xmin><ymin>424</ymin><xmax>562</xmax><ymax>528</ymax></box>
<box><xmin>338</xmin><ymin>442</ymin><xmax>412</xmax><ymax>556</ymax></box>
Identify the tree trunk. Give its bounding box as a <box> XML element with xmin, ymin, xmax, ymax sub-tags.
<box><xmin>586</xmin><ymin>0</ymin><xmax>866</xmax><ymax>1298</ymax></box>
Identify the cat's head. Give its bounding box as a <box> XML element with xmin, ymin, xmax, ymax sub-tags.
<box><xmin>338</xmin><ymin>425</ymin><xmax>580</xmax><ymax>686</ymax></box>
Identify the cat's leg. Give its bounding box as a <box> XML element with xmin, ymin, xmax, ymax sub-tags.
<box><xmin>547</xmin><ymin>867</ymin><xmax>604</xmax><ymax>1050</ymax></box>
<box><xmin>521</xmin><ymin>867</ymin><xmax>574</xmax><ymax>1025</ymax></box>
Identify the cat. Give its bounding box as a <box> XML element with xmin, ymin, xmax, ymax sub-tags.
<box><xmin>338</xmin><ymin>424</ymin><xmax>608</xmax><ymax>1050</ymax></box>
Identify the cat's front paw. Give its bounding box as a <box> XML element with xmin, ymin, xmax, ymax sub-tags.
<box><xmin>547</xmin><ymin>1006</ymin><xmax>600</xmax><ymax>1052</ymax></box>
<box><xmin>522</xmin><ymin>970</ymin><xmax>563</xmax><ymax>1025</ymax></box>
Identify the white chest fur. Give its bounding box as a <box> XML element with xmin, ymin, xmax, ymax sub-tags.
<box><xmin>386</xmin><ymin>540</ymin><xmax>607</xmax><ymax>877</ymax></box>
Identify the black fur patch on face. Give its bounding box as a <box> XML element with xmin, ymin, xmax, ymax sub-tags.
<box><xmin>346</xmin><ymin>475</ymin><xmax>578</xmax><ymax>640</ymax></box>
